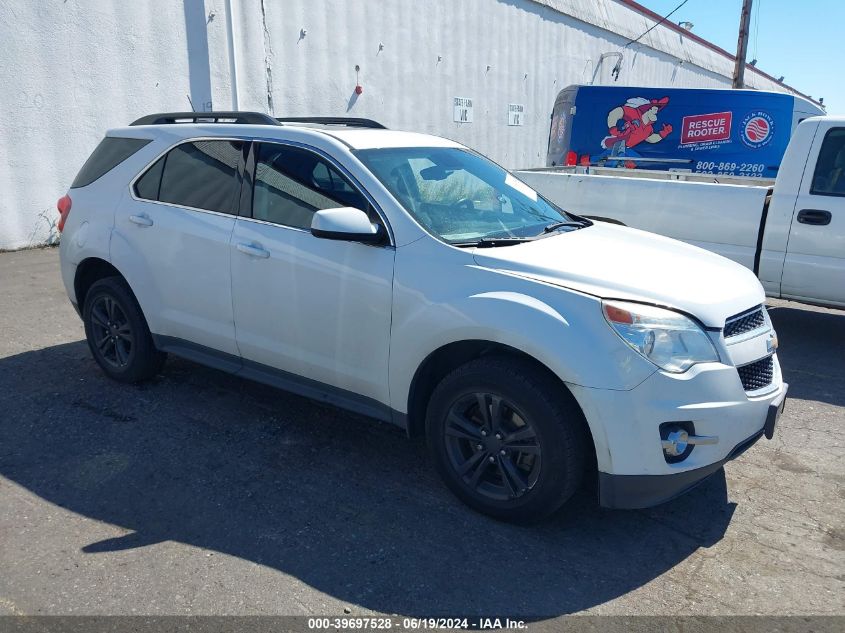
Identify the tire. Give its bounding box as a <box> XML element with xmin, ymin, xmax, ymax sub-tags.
<box><xmin>426</xmin><ymin>356</ymin><xmax>589</xmax><ymax>522</ymax></box>
<box><xmin>82</xmin><ymin>276</ymin><xmax>166</xmax><ymax>383</ymax></box>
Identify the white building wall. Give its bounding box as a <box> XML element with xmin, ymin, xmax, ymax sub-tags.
<box><xmin>0</xmin><ymin>0</ymin><xmax>810</xmax><ymax>250</ymax></box>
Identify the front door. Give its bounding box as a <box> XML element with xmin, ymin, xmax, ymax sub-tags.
<box><xmin>230</xmin><ymin>141</ymin><xmax>395</xmax><ymax>408</ymax></box>
<box><xmin>781</xmin><ymin>124</ymin><xmax>845</xmax><ymax>306</ymax></box>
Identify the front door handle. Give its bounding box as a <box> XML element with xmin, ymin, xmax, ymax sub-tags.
<box><xmin>236</xmin><ymin>242</ymin><xmax>270</xmax><ymax>259</ymax></box>
<box><xmin>797</xmin><ymin>209</ymin><xmax>832</xmax><ymax>226</ymax></box>
<box><xmin>128</xmin><ymin>214</ymin><xmax>154</xmax><ymax>227</ymax></box>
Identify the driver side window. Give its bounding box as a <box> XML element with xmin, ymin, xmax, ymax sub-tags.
<box><xmin>252</xmin><ymin>143</ymin><xmax>372</xmax><ymax>229</ymax></box>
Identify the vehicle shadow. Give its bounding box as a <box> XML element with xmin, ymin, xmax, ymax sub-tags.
<box><xmin>0</xmin><ymin>341</ymin><xmax>736</xmax><ymax>618</ymax></box>
<box><xmin>767</xmin><ymin>305</ymin><xmax>845</xmax><ymax>407</ymax></box>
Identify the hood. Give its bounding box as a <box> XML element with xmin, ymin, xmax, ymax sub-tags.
<box><xmin>472</xmin><ymin>223</ymin><xmax>765</xmax><ymax>328</ymax></box>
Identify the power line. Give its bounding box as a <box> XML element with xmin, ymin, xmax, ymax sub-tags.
<box><xmin>624</xmin><ymin>0</ymin><xmax>692</xmax><ymax>48</ymax></box>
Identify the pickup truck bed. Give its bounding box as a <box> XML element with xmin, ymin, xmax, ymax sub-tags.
<box><xmin>516</xmin><ymin>170</ymin><xmax>771</xmax><ymax>272</ymax></box>
<box><xmin>517</xmin><ymin>116</ymin><xmax>845</xmax><ymax>310</ymax></box>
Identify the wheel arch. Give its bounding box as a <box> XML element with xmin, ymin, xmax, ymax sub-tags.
<box><xmin>73</xmin><ymin>257</ymin><xmax>154</xmax><ymax>322</ymax></box>
<box><xmin>74</xmin><ymin>257</ymin><xmax>127</xmax><ymax>310</ymax></box>
<box><xmin>405</xmin><ymin>340</ymin><xmax>597</xmax><ymax>463</ymax></box>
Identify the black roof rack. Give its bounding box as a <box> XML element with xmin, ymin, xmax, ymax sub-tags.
<box><xmin>130</xmin><ymin>111</ymin><xmax>280</xmax><ymax>126</ymax></box>
<box><xmin>275</xmin><ymin>117</ymin><xmax>387</xmax><ymax>129</ymax></box>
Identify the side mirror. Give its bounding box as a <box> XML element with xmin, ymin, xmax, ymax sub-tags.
<box><xmin>310</xmin><ymin>207</ymin><xmax>384</xmax><ymax>244</ymax></box>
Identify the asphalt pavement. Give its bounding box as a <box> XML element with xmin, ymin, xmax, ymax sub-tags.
<box><xmin>0</xmin><ymin>247</ymin><xmax>842</xmax><ymax>621</ymax></box>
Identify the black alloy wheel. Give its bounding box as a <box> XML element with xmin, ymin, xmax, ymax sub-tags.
<box><xmin>426</xmin><ymin>356</ymin><xmax>588</xmax><ymax>522</ymax></box>
<box><xmin>83</xmin><ymin>276</ymin><xmax>166</xmax><ymax>383</ymax></box>
<box><xmin>89</xmin><ymin>294</ymin><xmax>134</xmax><ymax>369</ymax></box>
<box><xmin>444</xmin><ymin>392</ymin><xmax>542</xmax><ymax>501</ymax></box>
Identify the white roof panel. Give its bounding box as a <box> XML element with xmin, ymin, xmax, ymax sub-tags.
<box><xmin>113</xmin><ymin>122</ymin><xmax>464</xmax><ymax>152</ymax></box>
<box><xmin>319</xmin><ymin>129</ymin><xmax>464</xmax><ymax>150</ymax></box>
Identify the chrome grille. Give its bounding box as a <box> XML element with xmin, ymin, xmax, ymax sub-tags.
<box><xmin>737</xmin><ymin>356</ymin><xmax>774</xmax><ymax>391</ymax></box>
<box><xmin>725</xmin><ymin>306</ymin><xmax>766</xmax><ymax>338</ymax></box>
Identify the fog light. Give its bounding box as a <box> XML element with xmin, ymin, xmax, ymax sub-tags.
<box><xmin>659</xmin><ymin>422</ymin><xmax>719</xmax><ymax>464</ymax></box>
<box><xmin>662</xmin><ymin>429</ymin><xmax>690</xmax><ymax>456</ymax></box>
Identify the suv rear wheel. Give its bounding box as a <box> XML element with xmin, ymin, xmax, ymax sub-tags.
<box><xmin>83</xmin><ymin>277</ymin><xmax>166</xmax><ymax>383</ymax></box>
<box><xmin>426</xmin><ymin>356</ymin><xmax>588</xmax><ymax>522</ymax></box>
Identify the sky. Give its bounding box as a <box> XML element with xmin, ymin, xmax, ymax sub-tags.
<box><xmin>637</xmin><ymin>0</ymin><xmax>842</xmax><ymax>113</ymax></box>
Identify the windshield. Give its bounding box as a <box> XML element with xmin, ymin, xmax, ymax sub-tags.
<box><xmin>355</xmin><ymin>147</ymin><xmax>585</xmax><ymax>244</ymax></box>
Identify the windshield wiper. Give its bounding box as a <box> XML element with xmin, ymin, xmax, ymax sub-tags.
<box><xmin>451</xmin><ymin>236</ymin><xmax>536</xmax><ymax>248</ymax></box>
<box><xmin>542</xmin><ymin>220</ymin><xmax>590</xmax><ymax>234</ymax></box>
<box><xmin>476</xmin><ymin>236</ymin><xmax>536</xmax><ymax>248</ymax></box>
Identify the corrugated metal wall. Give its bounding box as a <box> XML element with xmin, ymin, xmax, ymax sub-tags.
<box><xmin>0</xmin><ymin>0</ymin><xmax>806</xmax><ymax>250</ymax></box>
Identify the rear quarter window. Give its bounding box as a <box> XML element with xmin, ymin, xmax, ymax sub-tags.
<box><xmin>71</xmin><ymin>137</ymin><xmax>151</xmax><ymax>188</ymax></box>
<box><xmin>133</xmin><ymin>156</ymin><xmax>165</xmax><ymax>200</ymax></box>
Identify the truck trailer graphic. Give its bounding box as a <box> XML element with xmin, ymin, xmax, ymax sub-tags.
<box><xmin>547</xmin><ymin>85</ymin><xmax>824</xmax><ymax>177</ymax></box>
<box><xmin>600</xmin><ymin>96</ymin><xmax>672</xmax><ymax>151</ymax></box>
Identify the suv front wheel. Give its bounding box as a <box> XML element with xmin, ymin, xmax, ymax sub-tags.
<box><xmin>83</xmin><ymin>277</ymin><xmax>166</xmax><ymax>383</ymax></box>
<box><xmin>426</xmin><ymin>356</ymin><xmax>588</xmax><ymax>522</ymax></box>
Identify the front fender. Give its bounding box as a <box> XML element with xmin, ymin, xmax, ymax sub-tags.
<box><xmin>388</xmin><ymin>255</ymin><xmax>656</xmax><ymax>417</ymax></box>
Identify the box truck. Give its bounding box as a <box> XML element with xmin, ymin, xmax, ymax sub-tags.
<box><xmin>547</xmin><ymin>85</ymin><xmax>824</xmax><ymax>178</ymax></box>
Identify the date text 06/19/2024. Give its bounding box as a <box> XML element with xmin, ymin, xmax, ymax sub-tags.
<box><xmin>307</xmin><ymin>617</ymin><xmax>528</xmax><ymax>630</ymax></box>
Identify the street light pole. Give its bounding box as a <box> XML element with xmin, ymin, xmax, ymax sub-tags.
<box><xmin>732</xmin><ymin>0</ymin><xmax>753</xmax><ymax>88</ymax></box>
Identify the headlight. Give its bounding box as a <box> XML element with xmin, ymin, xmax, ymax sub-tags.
<box><xmin>602</xmin><ymin>300</ymin><xmax>719</xmax><ymax>373</ymax></box>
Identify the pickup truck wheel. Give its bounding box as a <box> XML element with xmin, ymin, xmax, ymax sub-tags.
<box><xmin>83</xmin><ymin>277</ymin><xmax>166</xmax><ymax>383</ymax></box>
<box><xmin>426</xmin><ymin>356</ymin><xmax>588</xmax><ymax>522</ymax></box>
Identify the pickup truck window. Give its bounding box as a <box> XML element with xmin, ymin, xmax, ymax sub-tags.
<box><xmin>356</xmin><ymin>147</ymin><xmax>579</xmax><ymax>244</ymax></box>
<box><xmin>811</xmin><ymin>128</ymin><xmax>845</xmax><ymax>197</ymax></box>
<box><xmin>252</xmin><ymin>143</ymin><xmax>370</xmax><ymax>229</ymax></box>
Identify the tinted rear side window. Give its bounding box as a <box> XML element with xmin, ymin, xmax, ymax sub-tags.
<box><xmin>71</xmin><ymin>137</ymin><xmax>151</xmax><ymax>188</ymax></box>
<box><xmin>158</xmin><ymin>140</ymin><xmax>243</xmax><ymax>214</ymax></box>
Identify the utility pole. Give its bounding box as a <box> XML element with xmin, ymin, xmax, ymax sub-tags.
<box><xmin>732</xmin><ymin>0</ymin><xmax>753</xmax><ymax>88</ymax></box>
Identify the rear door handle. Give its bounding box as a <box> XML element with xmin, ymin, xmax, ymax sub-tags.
<box><xmin>796</xmin><ymin>209</ymin><xmax>832</xmax><ymax>226</ymax></box>
<box><xmin>236</xmin><ymin>242</ymin><xmax>270</xmax><ymax>259</ymax></box>
<box><xmin>128</xmin><ymin>214</ymin><xmax>153</xmax><ymax>227</ymax></box>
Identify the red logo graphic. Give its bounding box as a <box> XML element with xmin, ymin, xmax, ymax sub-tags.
<box><xmin>601</xmin><ymin>96</ymin><xmax>672</xmax><ymax>151</ymax></box>
<box><xmin>744</xmin><ymin>116</ymin><xmax>770</xmax><ymax>143</ymax></box>
<box><xmin>680</xmin><ymin>111</ymin><xmax>732</xmax><ymax>145</ymax></box>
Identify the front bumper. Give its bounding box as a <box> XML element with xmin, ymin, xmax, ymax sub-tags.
<box><xmin>568</xmin><ymin>356</ymin><xmax>787</xmax><ymax>509</ymax></box>
<box><xmin>599</xmin><ymin>383</ymin><xmax>786</xmax><ymax>509</ymax></box>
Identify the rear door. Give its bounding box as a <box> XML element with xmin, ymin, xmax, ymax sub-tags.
<box><xmin>781</xmin><ymin>123</ymin><xmax>845</xmax><ymax>306</ymax></box>
<box><xmin>112</xmin><ymin>138</ymin><xmax>245</xmax><ymax>354</ymax></box>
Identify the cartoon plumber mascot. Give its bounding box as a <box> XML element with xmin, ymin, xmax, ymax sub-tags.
<box><xmin>601</xmin><ymin>96</ymin><xmax>672</xmax><ymax>151</ymax></box>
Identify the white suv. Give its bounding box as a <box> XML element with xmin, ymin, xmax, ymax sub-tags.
<box><xmin>58</xmin><ymin>111</ymin><xmax>787</xmax><ymax>521</ymax></box>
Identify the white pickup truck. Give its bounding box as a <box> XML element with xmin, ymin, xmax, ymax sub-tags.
<box><xmin>517</xmin><ymin>116</ymin><xmax>845</xmax><ymax>309</ymax></box>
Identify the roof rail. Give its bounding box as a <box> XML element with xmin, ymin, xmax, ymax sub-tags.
<box><xmin>275</xmin><ymin>117</ymin><xmax>387</xmax><ymax>129</ymax></box>
<box><xmin>130</xmin><ymin>111</ymin><xmax>280</xmax><ymax>126</ymax></box>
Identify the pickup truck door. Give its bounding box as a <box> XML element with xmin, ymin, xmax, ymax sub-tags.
<box><xmin>781</xmin><ymin>123</ymin><xmax>845</xmax><ymax>306</ymax></box>
<box><xmin>229</xmin><ymin>141</ymin><xmax>395</xmax><ymax>415</ymax></box>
